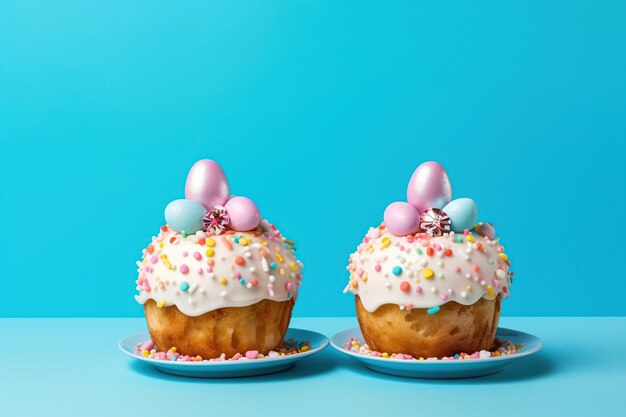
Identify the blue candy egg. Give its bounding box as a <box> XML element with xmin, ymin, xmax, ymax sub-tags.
<box><xmin>164</xmin><ymin>199</ymin><xmax>207</xmax><ymax>234</ymax></box>
<box><xmin>442</xmin><ymin>198</ymin><xmax>478</xmax><ymax>232</ymax></box>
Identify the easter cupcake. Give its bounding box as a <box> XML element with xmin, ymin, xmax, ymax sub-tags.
<box><xmin>344</xmin><ymin>162</ymin><xmax>512</xmax><ymax>359</ymax></box>
<box><xmin>135</xmin><ymin>160</ymin><xmax>303</xmax><ymax>359</ymax></box>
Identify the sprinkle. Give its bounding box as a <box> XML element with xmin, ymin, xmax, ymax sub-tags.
<box><xmin>473</xmin><ymin>265</ymin><xmax>480</xmax><ymax>272</ymax></box>
<box><xmin>416</xmin><ymin>248</ymin><xmax>423</xmax><ymax>255</ymax></box>
<box><xmin>381</xmin><ymin>237</ymin><xmax>391</xmax><ymax>250</ymax></box>
<box><xmin>270</xmin><ymin>262</ymin><xmax>277</xmax><ymax>270</ymax></box>
<box><xmin>269</xmin><ymin>275</ymin><xmax>276</xmax><ymax>282</ymax></box>
<box><xmin>206</xmin><ymin>238</ymin><xmax>216</xmax><ymax>247</ymax></box>
<box><xmin>487</xmin><ymin>285</ymin><xmax>495</xmax><ymax>298</ymax></box>
<box><xmin>219</xmin><ymin>278</ymin><xmax>227</xmax><ymax>285</ymax></box>
<box><xmin>455</xmin><ymin>236</ymin><xmax>463</xmax><ymax>243</ymax></box>
<box><xmin>179</xmin><ymin>281</ymin><xmax>189</xmax><ymax>292</ymax></box>
<box><xmin>427</xmin><ymin>306</ymin><xmax>440</xmax><ymax>315</ymax></box>
<box><xmin>222</xmin><ymin>237</ymin><xmax>233</xmax><ymax>250</ymax></box>
<box><xmin>235</xmin><ymin>256</ymin><xmax>245</xmax><ymax>265</ymax></box>
<box><xmin>162</xmin><ymin>258</ymin><xmax>173</xmax><ymax>270</ymax></box>
<box><xmin>205</xmin><ymin>249</ymin><xmax>215</xmax><ymax>257</ymax></box>
<box><xmin>179</xmin><ymin>264</ymin><xmax>189</xmax><ymax>274</ymax></box>
<box><xmin>399</xmin><ymin>281</ymin><xmax>410</xmax><ymax>292</ymax></box>
<box><xmin>499</xmin><ymin>253</ymin><xmax>508</xmax><ymax>261</ymax></box>
<box><xmin>392</xmin><ymin>266</ymin><xmax>403</xmax><ymax>276</ymax></box>
<box><xmin>147</xmin><ymin>245</ymin><xmax>155</xmax><ymax>254</ymax></box>
<box><xmin>444</xmin><ymin>248</ymin><xmax>452</xmax><ymax>256</ymax></box>
<box><xmin>157</xmin><ymin>299</ymin><xmax>166</xmax><ymax>308</ymax></box>
<box><xmin>289</xmin><ymin>262</ymin><xmax>298</xmax><ymax>272</ymax></box>
<box><xmin>415</xmin><ymin>286</ymin><xmax>423</xmax><ymax>294</ymax></box>
<box><xmin>193</xmin><ymin>252</ymin><xmax>202</xmax><ymax>261</ymax></box>
<box><xmin>375</xmin><ymin>264</ymin><xmax>382</xmax><ymax>272</ymax></box>
<box><xmin>426</xmin><ymin>247</ymin><xmax>435</xmax><ymax>256</ymax></box>
<box><xmin>466</xmin><ymin>235</ymin><xmax>475</xmax><ymax>243</ymax></box>
<box><xmin>275</xmin><ymin>253</ymin><xmax>284</xmax><ymax>263</ymax></box>
<box><xmin>422</xmin><ymin>268</ymin><xmax>434</xmax><ymax>279</ymax></box>
<box><xmin>461</xmin><ymin>291</ymin><xmax>467</xmax><ymax>298</ymax></box>
<box><xmin>239</xmin><ymin>238</ymin><xmax>251</xmax><ymax>246</ymax></box>
<box><xmin>261</xmin><ymin>257</ymin><xmax>270</xmax><ymax>272</ymax></box>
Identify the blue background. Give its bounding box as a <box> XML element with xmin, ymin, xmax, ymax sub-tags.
<box><xmin>1</xmin><ymin>0</ymin><xmax>624</xmax><ymax>317</ymax></box>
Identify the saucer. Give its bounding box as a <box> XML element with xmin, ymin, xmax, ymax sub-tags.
<box><xmin>119</xmin><ymin>327</ymin><xmax>329</xmax><ymax>378</ymax></box>
<box><xmin>330</xmin><ymin>327</ymin><xmax>543</xmax><ymax>379</ymax></box>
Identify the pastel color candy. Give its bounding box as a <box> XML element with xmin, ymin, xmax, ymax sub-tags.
<box><xmin>224</xmin><ymin>196</ymin><xmax>261</xmax><ymax>231</ymax></box>
<box><xmin>474</xmin><ymin>222</ymin><xmax>496</xmax><ymax>239</ymax></box>
<box><xmin>383</xmin><ymin>202</ymin><xmax>421</xmax><ymax>236</ymax></box>
<box><xmin>406</xmin><ymin>161</ymin><xmax>452</xmax><ymax>213</ymax></box>
<box><xmin>164</xmin><ymin>199</ymin><xmax>208</xmax><ymax>234</ymax></box>
<box><xmin>442</xmin><ymin>198</ymin><xmax>478</xmax><ymax>232</ymax></box>
<box><xmin>185</xmin><ymin>159</ymin><xmax>230</xmax><ymax>210</ymax></box>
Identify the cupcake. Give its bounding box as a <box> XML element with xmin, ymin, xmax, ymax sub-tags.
<box><xmin>344</xmin><ymin>161</ymin><xmax>512</xmax><ymax>358</ymax></box>
<box><xmin>135</xmin><ymin>159</ymin><xmax>303</xmax><ymax>359</ymax></box>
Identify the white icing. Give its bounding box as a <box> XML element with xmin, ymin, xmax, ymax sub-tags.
<box><xmin>345</xmin><ymin>227</ymin><xmax>511</xmax><ymax>312</ymax></box>
<box><xmin>135</xmin><ymin>220</ymin><xmax>303</xmax><ymax>316</ymax></box>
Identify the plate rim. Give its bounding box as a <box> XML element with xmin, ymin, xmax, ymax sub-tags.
<box><xmin>330</xmin><ymin>326</ymin><xmax>543</xmax><ymax>365</ymax></box>
<box><xmin>119</xmin><ymin>327</ymin><xmax>329</xmax><ymax>367</ymax></box>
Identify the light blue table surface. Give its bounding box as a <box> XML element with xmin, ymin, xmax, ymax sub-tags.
<box><xmin>1</xmin><ymin>317</ymin><xmax>624</xmax><ymax>416</ymax></box>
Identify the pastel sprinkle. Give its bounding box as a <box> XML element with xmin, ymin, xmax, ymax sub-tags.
<box><xmin>422</xmin><ymin>268</ymin><xmax>434</xmax><ymax>279</ymax></box>
<box><xmin>193</xmin><ymin>252</ymin><xmax>202</xmax><ymax>261</ymax></box>
<box><xmin>235</xmin><ymin>256</ymin><xmax>245</xmax><ymax>265</ymax></box>
<box><xmin>219</xmin><ymin>278</ymin><xmax>227</xmax><ymax>285</ymax></box>
<box><xmin>392</xmin><ymin>266</ymin><xmax>403</xmax><ymax>276</ymax></box>
<box><xmin>206</xmin><ymin>238</ymin><xmax>216</xmax><ymax>247</ymax></box>
<box><xmin>375</xmin><ymin>264</ymin><xmax>382</xmax><ymax>272</ymax></box>
<box><xmin>179</xmin><ymin>264</ymin><xmax>189</xmax><ymax>274</ymax></box>
<box><xmin>179</xmin><ymin>281</ymin><xmax>189</xmax><ymax>292</ymax></box>
<box><xmin>275</xmin><ymin>253</ymin><xmax>284</xmax><ymax>263</ymax></box>
<box><xmin>157</xmin><ymin>299</ymin><xmax>166</xmax><ymax>308</ymax></box>
<box><xmin>487</xmin><ymin>285</ymin><xmax>495</xmax><ymax>298</ymax></box>
<box><xmin>399</xmin><ymin>281</ymin><xmax>410</xmax><ymax>292</ymax></box>
<box><xmin>427</xmin><ymin>306</ymin><xmax>440</xmax><ymax>315</ymax></box>
<box><xmin>205</xmin><ymin>249</ymin><xmax>215</xmax><ymax>257</ymax></box>
<box><xmin>270</xmin><ymin>262</ymin><xmax>277</xmax><ymax>270</ymax></box>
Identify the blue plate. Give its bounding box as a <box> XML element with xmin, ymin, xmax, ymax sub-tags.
<box><xmin>119</xmin><ymin>328</ymin><xmax>329</xmax><ymax>378</ymax></box>
<box><xmin>331</xmin><ymin>327</ymin><xmax>543</xmax><ymax>379</ymax></box>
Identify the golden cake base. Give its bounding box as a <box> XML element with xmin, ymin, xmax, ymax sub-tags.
<box><xmin>144</xmin><ymin>298</ymin><xmax>294</xmax><ymax>358</ymax></box>
<box><xmin>356</xmin><ymin>295</ymin><xmax>501</xmax><ymax>358</ymax></box>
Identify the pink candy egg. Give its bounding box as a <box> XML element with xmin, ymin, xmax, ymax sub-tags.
<box><xmin>185</xmin><ymin>160</ymin><xmax>230</xmax><ymax>210</ymax></box>
<box><xmin>224</xmin><ymin>196</ymin><xmax>261</xmax><ymax>231</ymax></box>
<box><xmin>384</xmin><ymin>202</ymin><xmax>420</xmax><ymax>236</ymax></box>
<box><xmin>406</xmin><ymin>161</ymin><xmax>452</xmax><ymax>213</ymax></box>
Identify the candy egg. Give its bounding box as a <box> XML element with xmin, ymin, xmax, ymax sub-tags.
<box><xmin>185</xmin><ymin>160</ymin><xmax>230</xmax><ymax>210</ymax></box>
<box><xmin>164</xmin><ymin>199</ymin><xmax>208</xmax><ymax>234</ymax></box>
<box><xmin>474</xmin><ymin>222</ymin><xmax>496</xmax><ymax>239</ymax></box>
<box><xmin>383</xmin><ymin>202</ymin><xmax>420</xmax><ymax>236</ymax></box>
<box><xmin>224</xmin><ymin>196</ymin><xmax>260</xmax><ymax>231</ymax></box>
<box><xmin>442</xmin><ymin>198</ymin><xmax>478</xmax><ymax>232</ymax></box>
<box><xmin>406</xmin><ymin>161</ymin><xmax>452</xmax><ymax>213</ymax></box>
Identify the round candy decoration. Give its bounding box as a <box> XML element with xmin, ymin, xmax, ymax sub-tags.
<box><xmin>203</xmin><ymin>205</ymin><xmax>230</xmax><ymax>235</ymax></box>
<box><xmin>406</xmin><ymin>161</ymin><xmax>452</xmax><ymax>213</ymax></box>
<box><xmin>164</xmin><ymin>199</ymin><xmax>208</xmax><ymax>234</ymax></box>
<box><xmin>224</xmin><ymin>196</ymin><xmax>261</xmax><ymax>231</ymax></box>
<box><xmin>383</xmin><ymin>202</ymin><xmax>420</xmax><ymax>236</ymax></box>
<box><xmin>185</xmin><ymin>160</ymin><xmax>230</xmax><ymax>210</ymax></box>
<box><xmin>442</xmin><ymin>198</ymin><xmax>478</xmax><ymax>232</ymax></box>
<box><xmin>419</xmin><ymin>208</ymin><xmax>451</xmax><ymax>236</ymax></box>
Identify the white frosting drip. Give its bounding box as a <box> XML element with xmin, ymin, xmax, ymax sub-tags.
<box><xmin>345</xmin><ymin>226</ymin><xmax>511</xmax><ymax>312</ymax></box>
<box><xmin>135</xmin><ymin>220</ymin><xmax>303</xmax><ymax>316</ymax></box>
